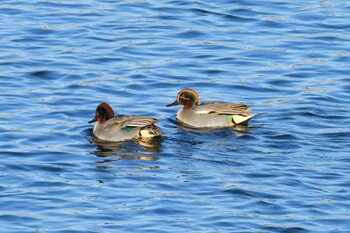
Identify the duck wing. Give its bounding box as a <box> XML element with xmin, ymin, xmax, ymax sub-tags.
<box><xmin>105</xmin><ymin>115</ymin><xmax>159</xmax><ymax>130</ymax></box>
<box><xmin>194</xmin><ymin>102</ymin><xmax>251</xmax><ymax>116</ymax></box>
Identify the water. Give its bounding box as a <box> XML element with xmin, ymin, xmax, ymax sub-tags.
<box><xmin>1</xmin><ymin>0</ymin><xmax>350</xmax><ymax>232</ymax></box>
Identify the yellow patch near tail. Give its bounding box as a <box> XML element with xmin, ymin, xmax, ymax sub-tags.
<box><xmin>232</xmin><ymin>114</ymin><xmax>256</xmax><ymax>125</ymax></box>
<box><xmin>139</xmin><ymin>126</ymin><xmax>161</xmax><ymax>138</ymax></box>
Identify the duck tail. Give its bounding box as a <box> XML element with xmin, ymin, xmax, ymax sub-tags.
<box><xmin>232</xmin><ymin>114</ymin><xmax>256</xmax><ymax>126</ymax></box>
<box><xmin>139</xmin><ymin>125</ymin><xmax>162</xmax><ymax>138</ymax></box>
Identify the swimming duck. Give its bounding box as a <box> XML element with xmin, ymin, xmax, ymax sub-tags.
<box><xmin>166</xmin><ymin>88</ymin><xmax>255</xmax><ymax>128</ymax></box>
<box><xmin>89</xmin><ymin>102</ymin><xmax>161</xmax><ymax>142</ymax></box>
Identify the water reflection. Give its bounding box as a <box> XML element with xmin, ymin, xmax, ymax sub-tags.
<box><xmin>89</xmin><ymin>134</ymin><xmax>162</xmax><ymax>161</ymax></box>
<box><xmin>95</xmin><ymin>154</ymin><xmax>158</xmax><ymax>164</ymax></box>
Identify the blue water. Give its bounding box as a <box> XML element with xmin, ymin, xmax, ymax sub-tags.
<box><xmin>1</xmin><ymin>0</ymin><xmax>350</xmax><ymax>232</ymax></box>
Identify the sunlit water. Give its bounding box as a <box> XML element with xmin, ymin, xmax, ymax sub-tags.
<box><xmin>1</xmin><ymin>0</ymin><xmax>350</xmax><ymax>232</ymax></box>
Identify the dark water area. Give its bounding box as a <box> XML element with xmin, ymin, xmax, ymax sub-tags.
<box><xmin>1</xmin><ymin>0</ymin><xmax>350</xmax><ymax>232</ymax></box>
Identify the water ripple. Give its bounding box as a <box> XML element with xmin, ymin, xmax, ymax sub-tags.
<box><xmin>0</xmin><ymin>0</ymin><xmax>350</xmax><ymax>232</ymax></box>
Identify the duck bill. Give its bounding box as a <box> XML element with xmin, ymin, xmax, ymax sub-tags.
<box><xmin>166</xmin><ymin>99</ymin><xmax>180</xmax><ymax>107</ymax></box>
<box><xmin>88</xmin><ymin>118</ymin><xmax>97</xmax><ymax>124</ymax></box>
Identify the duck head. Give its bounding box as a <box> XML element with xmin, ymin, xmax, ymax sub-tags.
<box><xmin>166</xmin><ymin>88</ymin><xmax>199</xmax><ymax>109</ymax></box>
<box><xmin>89</xmin><ymin>102</ymin><xmax>115</xmax><ymax>124</ymax></box>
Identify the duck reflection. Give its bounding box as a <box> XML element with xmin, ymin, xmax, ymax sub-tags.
<box><xmin>89</xmin><ymin>133</ymin><xmax>162</xmax><ymax>162</ymax></box>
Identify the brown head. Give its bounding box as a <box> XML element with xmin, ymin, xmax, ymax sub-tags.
<box><xmin>166</xmin><ymin>88</ymin><xmax>200</xmax><ymax>109</ymax></box>
<box><xmin>89</xmin><ymin>102</ymin><xmax>115</xmax><ymax>124</ymax></box>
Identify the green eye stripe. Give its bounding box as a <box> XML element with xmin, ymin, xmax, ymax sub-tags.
<box><xmin>184</xmin><ymin>92</ymin><xmax>196</xmax><ymax>102</ymax></box>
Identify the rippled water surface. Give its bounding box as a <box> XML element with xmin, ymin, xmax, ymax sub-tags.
<box><xmin>1</xmin><ymin>0</ymin><xmax>350</xmax><ymax>232</ymax></box>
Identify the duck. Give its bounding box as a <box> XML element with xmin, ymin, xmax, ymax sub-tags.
<box><xmin>166</xmin><ymin>88</ymin><xmax>255</xmax><ymax>128</ymax></box>
<box><xmin>89</xmin><ymin>102</ymin><xmax>161</xmax><ymax>142</ymax></box>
